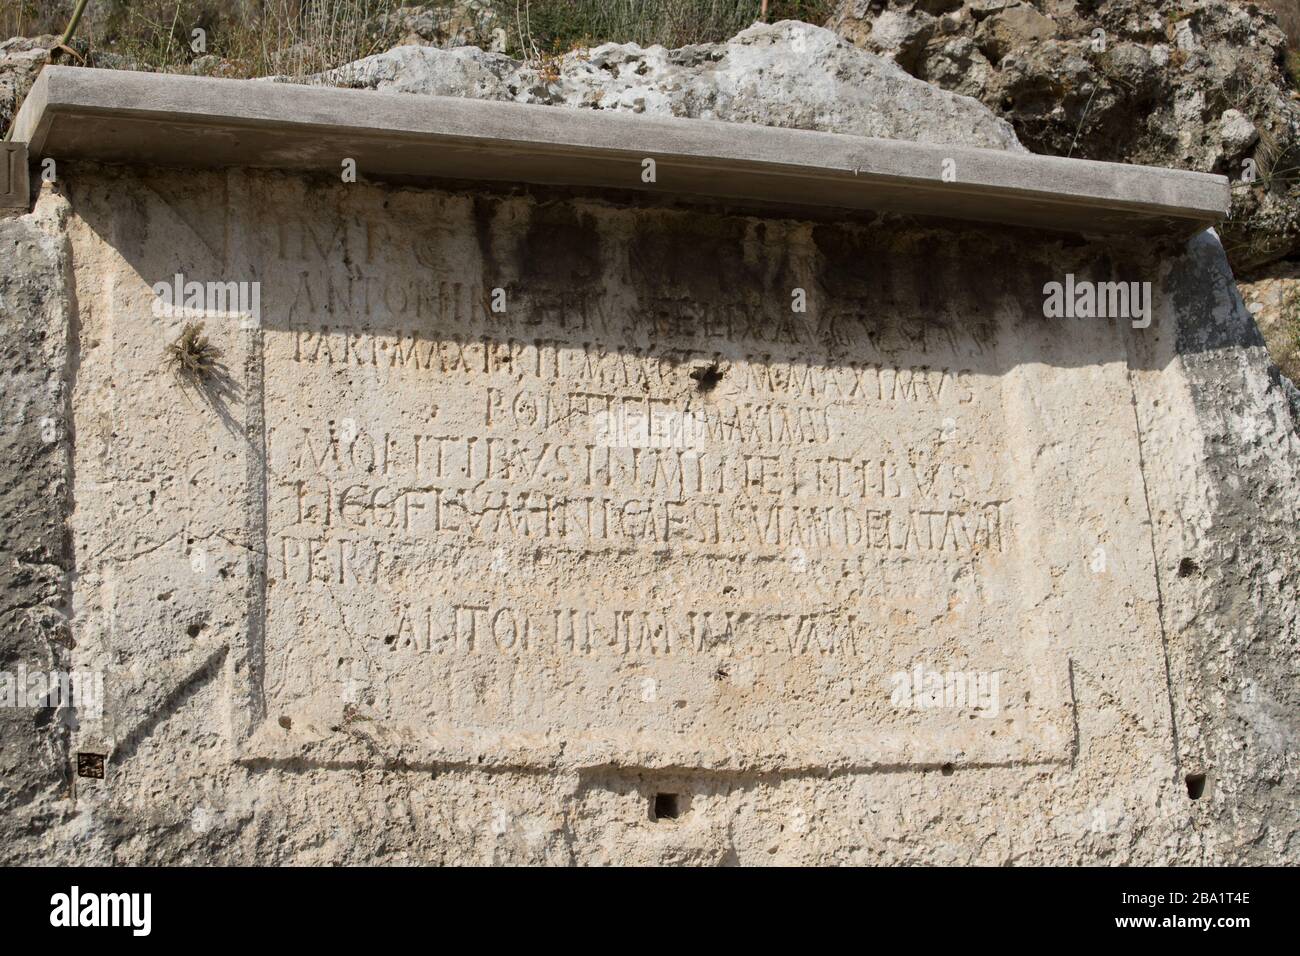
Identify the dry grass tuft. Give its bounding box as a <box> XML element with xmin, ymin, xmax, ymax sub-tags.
<box><xmin>1269</xmin><ymin>285</ymin><xmax>1300</xmax><ymax>383</ymax></box>
<box><xmin>164</xmin><ymin>321</ymin><xmax>223</xmax><ymax>381</ymax></box>
<box><xmin>1259</xmin><ymin>1</ymin><xmax>1300</xmax><ymax>87</ymax></box>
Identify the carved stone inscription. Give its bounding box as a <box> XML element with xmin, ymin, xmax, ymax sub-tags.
<box><xmin>242</xmin><ymin>183</ymin><xmax>1071</xmax><ymax>770</ymax></box>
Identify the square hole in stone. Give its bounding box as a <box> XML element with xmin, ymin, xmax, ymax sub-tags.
<box><xmin>652</xmin><ymin>792</ymin><xmax>681</xmax><ymax>821</ymax></box>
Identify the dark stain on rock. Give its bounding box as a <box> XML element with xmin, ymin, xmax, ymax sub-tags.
<box><xmin>629</xmin><ymin>212</ymin><xmax>772</xmax><ymax>302</ymax></box>
<box><xmin>812</xmin><ymin>222</ymin><xmax>892</xmax><ymax>303</ymax></box>
<box><xmin>472</xmin><ymin>194</ymin><xmax>502</xmax><ymax>290</ymax></box>
<box><xmin>517</xmin><ymin>201</ymin><xmax>601</xmax><ymax>286</ymax></box>
<box><xmin>814</xmin><ymin>222</ymin><xmax>1001</xmax><ymax>355</ymax></box>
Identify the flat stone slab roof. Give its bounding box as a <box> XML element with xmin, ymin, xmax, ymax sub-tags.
<box><xmin>13</xmin><ymin>65</ymin><xmax>1229</xmax><ymax>237</ymax></box>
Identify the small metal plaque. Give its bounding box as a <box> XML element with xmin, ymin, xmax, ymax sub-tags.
<box><xmin>1</xmin><ymin>142</ymin><xmax>29</xmax><ymax>212</ymax></box>
<box><xmin>76</xmin><ymin>752</ymin><xmax>106</xmax><ymax>779</ymax></box>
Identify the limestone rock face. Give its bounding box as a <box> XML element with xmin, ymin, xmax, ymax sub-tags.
<box><xmin>0</xmin><ymin>16</ymin><xmax>1295</xmax><ymax>867</ymax></box>
<box><xmin>830</xmin><ymin>0</ymin><xmax>1300</xmax><ymax>272</ymax></box>
<box><xmin>314</xmin><ymin>21</ymin><xmax>1025</xmax><ymax>152</ymax></box>
<box><xmin>0</xmin><ymin>36</ymin><xmax>55</xmax><ymax>135</ymax></box>
<box><xmin>1219</xmin><ymin>108</ymin><xmax>1260</xmax><ymax>157</ymax></box>
<box><xmin>1235</xmin><ymin>261</ymin><xmax>1300</xmax><ymax>385</ymax></box>
<box><xmin>367</xmin><ymin>0</ymin><xmax>501</xmax><ymax>50</ymax></box>
<box><xmin>1128</xmin><ymin>230</ymin><xmax>1300</xmax><ymax>865</ymax></box>
<box><xmin>0</xmin><ymin>163</ymin><xmax>1287</xmax><ymax>865</ymax></box>
<box><xmin>0</xmin><ymin>191</ymin><xmax>74</xmax><ymax>859</ymax></box>
<box><xmin>973</xmin><ymin>3</ymin><xmax>1059</xmax><ymax>61</ymax></box>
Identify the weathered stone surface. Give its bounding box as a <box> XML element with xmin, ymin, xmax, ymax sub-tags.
<box><xmin>0</xmin><ymin>184</ymin><xmax>74</xmax><ymax>860</ymax></box>
<box><xmin>0</xmin><ymin>35</ymin><xmax>54</xmax><ymax>136</ymax></box>
<box><xmin>316</xmin><ymin>21</ymin><xmax>1025</xmax><ymax>152</ymax></box>
<box><xmin>1</xmin><ymin>141</ymin><xmax>28</xmax><ymax>209</ymax></box>
<box><xmin>0</xmin><ymin>153</ymin><xmax>1286</xmax><ymax>864</ymax></box>
<box><xmin>0</xmin><ymin>17</ymin><xmax>1295</xmax><ymax>866</ymax></box>
<box><xmin>1235</xmin><ymin>260</ymin><xmax>1300</xmax><ymax>385</ymax></box>
<box><xmin>1127</xmin><ymin>230</ymin><xmax>1300</xmax><ymax>864</ymax></box>
<box><xmin>975</xmin><ymin>3</ymin><xmax>1059</xmax><ymax>62</ymax></box>
<box><xmin>829</xmin><ymin>0</ymin><xmax>1300</xmax><ymax>273</ymax></box>
<box><xmin>850</xmin><ymin>8</ymin><xmax>937</xmax><ymax>71</ymax></box>
<box><xmin>11</xmin><ymin>67</ymin><xmax>1226</xmax><ymax>239</ymax></box>
<box><xmin>367</xmin><ymin>0</ymin><xmax>502</xmax><ymax>51</ymax></box>
<box><xmin>1219</xmin><ymin>108</ymin><xmax>1259</xmax><ymax>157</ymax></box>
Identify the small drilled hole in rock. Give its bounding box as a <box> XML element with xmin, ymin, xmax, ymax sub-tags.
<box><xmin>652</xmin><ymin>792</ymin><xmax>681</xmax><ymax>821</ymax></box>
<box><xmin>1186</xmin><ymin>773</ymin><xmax>1207</xmax><ymax>800</ymax></box>
<box><xmin>690</xmin><ymin>363</ymin><xmax>723</xmax><ymax>393</ymax></box>
<box><xmin>186</xmin><ymin>623</ymin><xmax>202</xmax><ymax>638</ymax></box>
<box><xmin>278</xmin><ymin>715</ymin><xmax>292</xmax><ymax>730</ymax></box>
<box><xmin>940</xmin><ymin>763</ymin><xmax>955</xmax><ymax>776</ymax></box>
<box><xmin>1178</xmin><ymin>558</ymin><xmax>1199</xmax><ymax>578</ymax></box>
